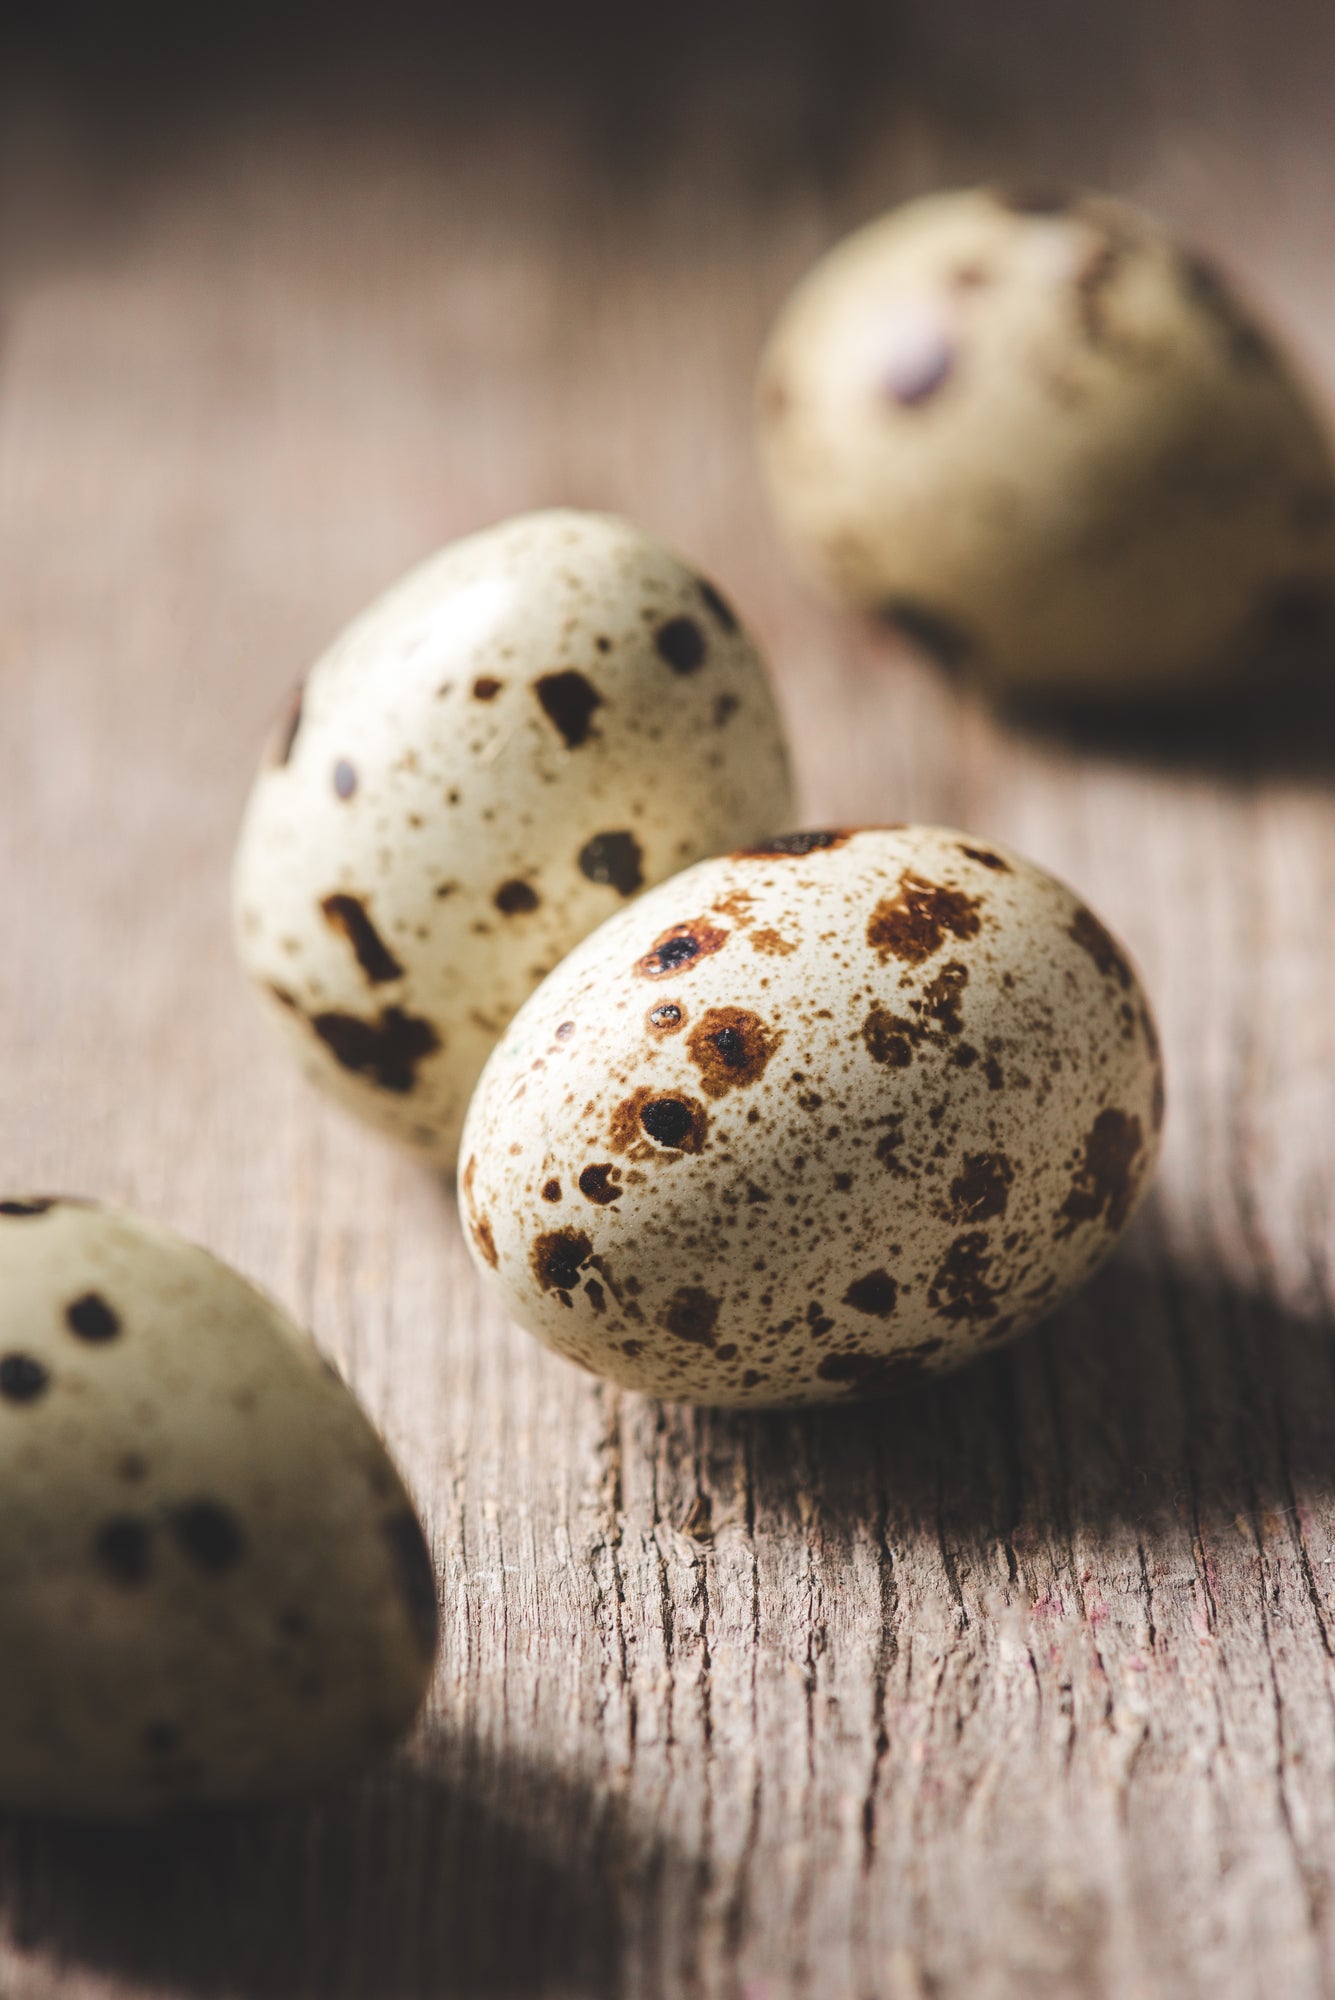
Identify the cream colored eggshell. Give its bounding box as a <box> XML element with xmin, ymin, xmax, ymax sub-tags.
<box><xmin>232</xmin><ymin>510</ymin><xmax>795</xmax><ymax>1169</ymax></box>
<box><xmin>758</xmin><ymin>187</ymin><xmax>1335</xmax><ymax>700</ymax></box>
<box><xmin>0</xmin><ymin>1199</ymin><xmax>436</xmax><ymax>1820</ymax></box>
<box><xmin>459</xmin><ymin>827</ymin><xmax>1164</xmax><ymax>1407</ymax></box>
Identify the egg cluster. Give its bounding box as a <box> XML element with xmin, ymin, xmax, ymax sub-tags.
<box><xmin>29</xmin><ymin>177</ymin><xmax>1327</xmax><ymax>1820</ymax></box>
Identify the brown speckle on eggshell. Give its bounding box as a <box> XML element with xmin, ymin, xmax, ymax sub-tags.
<box><xmin>0</xmin><ymin>1201</ymin><xmax>436</xmax><ymax>1819</ymax></box>
<box><xmin>232</xmin><ymin>511</ymin><xmax>794</xmax><ymax>1171</ymax></box>
<box><xmin>757</xmin><ymin>187</ymin><xmax>1335</xmax><ymax>700</ymax></box>
<box><xmin>458</xmin><ymin>826</ymin><xmax>1164</xmax><ymax>1407</ymax></box>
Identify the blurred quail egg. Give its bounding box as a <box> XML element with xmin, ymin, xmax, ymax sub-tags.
<box><xmin>0</xmin><ymin>1197</ymin><xmax>436</xmax><ymax>1819</ymax></box>
<box><xmin>459</xmin><ymin>827</ymin><xmax>1163</xmax><ymax>1406</ymax></box>
<box><xmin>758</xmin><ymin>186</ymin><xmax>1335</xmax><ymax>701</ymax></box>
<box><xmin>233</xmin><ymin>510</ymin><xmax>795</xmax><ymax>1169</ymax></box>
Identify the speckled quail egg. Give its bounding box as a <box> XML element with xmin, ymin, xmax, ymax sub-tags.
<box><xmin>0</xmin><ymin>1197</ymin><xmax>436</xmax><ymax>1820</ymax></box>
<box><xmin>232</xmin><ymin>510</ymin><xmax>795</xmax><ymax>1169</ymax></box>
<box><xmin>757</xmin><ymin>186</ymin><xmax>1335</xmax><ymax>701</ymax></box>
<box><xmin>459</xmin><ymin>826</ymin><xmax>1164</xmax><ymax>1406</ymax></box>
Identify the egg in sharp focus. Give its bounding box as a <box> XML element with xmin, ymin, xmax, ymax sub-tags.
<box><xmin>232</xmin><ymin>510</ymin><xmax>796</xmax><ymax>1171</ymax></box>
<box><xmin>0</xmin><ymin>1197</ymin><xmax>437</xmax><ymax>1820</ymax></box>
<box><xmin>757</xmin><ymin>185</ymin><xmax>1335</xmax><ymax>703</ymax></box>
<box><xmin>458</xmin><ymin>827</ymin><xmax>1164</xmax><ymax>1407</ymax></box>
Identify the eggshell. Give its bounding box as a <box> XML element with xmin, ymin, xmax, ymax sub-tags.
<box><xmin>0</xmin><ymin>1198</ymin><xmax>436</xmax><ymax>1820</ymax></box>
<box><xmin>232</xmin><ymin>510</ymin><xmax>795</xmax><ymax>1169</ymax></box>
<box><xmin>757</xmin><ymin>187</ymin><xmax>1335</xmax><ymax>701</ymax></box>
<box><xmin>459</xmin><ymin>827</ymin><xmax>1164</xmax><ymax>1406</ymax></box>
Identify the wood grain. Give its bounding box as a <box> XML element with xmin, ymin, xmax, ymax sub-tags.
<box><xmin>3</xmin><ymin>12</ymin><xmax>1335</xmax><ymax>1994</ymax></box>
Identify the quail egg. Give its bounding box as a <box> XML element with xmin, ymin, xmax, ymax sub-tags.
<box><xmin>232</xmin><ymin>510</ymin><xmax>795</xmax><ymax>1169</ymax></box>
<box><xmin>459</xmin><ymin>827</ymin><xmax>1163</xmax><ymax>1406</ymax></box>
<box><xmin>757</xmin><ymin>186</ymin><xmax>1335</xmax><ymax>701</ymax></box>
<box><xmin>0</xmin><ymin>1197</ymin><xmax>436</xmax><ymax>1819</ymax></box>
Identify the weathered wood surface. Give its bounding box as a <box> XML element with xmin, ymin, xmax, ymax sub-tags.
<box><xmin>3</xmin><ymin>10</ymin><xmax>1335</xmax><ymax>1994</ymax></box>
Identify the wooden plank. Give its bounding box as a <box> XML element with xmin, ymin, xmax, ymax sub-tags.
<box><xmin>2</xmin><ymin>17</ymin><xmax>1335</xmax><ymax>1994</ymax></box>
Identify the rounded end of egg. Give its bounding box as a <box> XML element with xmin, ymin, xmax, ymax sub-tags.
<box><xmin>0</xmin><ymin>1198</ymin><xmax>437</xmax><ymax>1820</ymax></box>
<box><xmin>757</xmin><ymin>184</ymin><xmax>1335</xmax><ymax>705</ymax></box>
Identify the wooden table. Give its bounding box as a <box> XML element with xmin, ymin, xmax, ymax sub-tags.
<box><xmin>3</xmin><ymin>8</ymin><xmax>1335</xmax><ymax>1994</ymax></box>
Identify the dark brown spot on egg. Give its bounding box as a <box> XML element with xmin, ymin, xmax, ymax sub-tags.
<box><xmin>472</xmin><ymin>676</ymin><xmax>503</xmax><ymax>700</ymax></box>
<box><xmin>311</xmin><ymin>1006</ymin><xmax>440</xmax><ymax>1093</ymax></box>
<box><xmin>655</xmin><ymin>616</ymin><xmax>706</xmax><ymax>675</ymax></box>
<box><xmin>861</xmin><ymin>1002</ymin><xmax>913</xmax><ymax>1068</ymax></box>
<box><xmin>381</xmin><ymin>1509</ymin><xmax>439</xmax><ymax>1659</ymax></box>
<box><xmin>647</xmin><ymin>1001</ymin><xmax>685</xmax><ymax>1034</ymax></box>
<box><xmin>882</xmin><ymin>599</ymin><xmax>974</xmax><ymax>668</ymax></box>
<box><xmin>494</xmin><ymin>879</ymin><xmax>540</xmax><ymax>915</ymax></box>
<box><xmin>843</xmin><ymin>1269</ymin><xmax>899</xmax><ymax>1317</ymax></box>
<box><xmin>868</xmin><ymin>873</ymin><xmax>981</xmax><ymax>966</ymax></box>
<box><xmin>951</xmin><ymin>260</ymin><xmax>993</xmax><ymax>290</ymax></box>
<box><xmin>641</xmin><ymin>1098</ymin><xmax>700</xmax><ymax>1149</ymax></box>
<box><xmin>750</xmin><ymin>927</ymin><xmax>796</xmax><ymax>956</ymax></box>
<box><xmin>532</xmin><ymin>1228</ymin><xmax>593</xmax><ymax>1294</ymax></box>
<box><xmin>1059</xmin><ymin>1109</ymin><xmax>1144</xmax><ymax>1238</ymax></box>
<box><xmin>815</xmin><ymin>1343</ymin><xmax>942</xmax><ymax>1396</ymax></box>
<box><xmin>578</xmin><ymin>1163</ymin><xmax>622</xmax><ymax>1206</ymax></box>
<box><xmin>949</xmin><ymin>1151</ymin><xmax>1014</xmax><ymax>1222</ymax></box>
<box><xmin>1068</xmin><ymin>905</ymin><xmax>1133</xmax><ymax>989</ymax></box>
<box><xmin>471</xmin><ymin>1213</ymin><xmax>498</xmax><ymax>1267</ymax></box>
<box><xmin>610</xmin><ymin>1086</ymin><xmax>709</xmax><ymax>1155</ymax></box>
<box><xmin>535</xmin><ymin>670</ymin><xmax>602</xmax><ymax>748</ymax></box>
<box><xmin>686</xmin><ymin>1006</ymin><xmax>780</xmax><ymax>1098</ymax></box>
<box><xmin>333</xmin><ymin>759</ymin><xmax>358</xmax><ymax>800</ymax></box>
<box><xmin>697</xmin><ymin>577</ymin><xmax>739</xmax><ymax>631</ymax></box>
<box><xmin>169</xmin><ymin>1500</ymin><xmax>246</xmax><ymax>1574</ymax></box>
<box><xmin>635</xmin><ymin>919</ymin><xmax>728</xmax><ymax>979</ymax></box>
<box><xmin>959</xmin><ymin>844</ymin><xmax>1011</xmax><ymax>873</ymax></box>
<box><xmin>929</xmin><ymin>1233</ymin><xmax>999</xmax><ymax>1324</ymax></box>
<box><xmin>321</xmin><ymin>893</ymin><xmax>405</xmax><ymax>984</ymax></box>
<box><xmin>735</xmin><ymin>829</ymin><xmax>850</xmax><ymax>860</ymax></box>
<box><xmin>542</xmin><ymin>1178</ymin><xmax>562</xmax><ymax>1203</ymax></box>
<box><xmin>0</xmin><ymin>1198</ymin><xmax>61</xmax><ymax>1217</ymax></box>
<box><xmin>661</xmin><ymin>1286</ymin><xmax>719</xmax><ymax>1346</ymax></box>
<box><xmin>94</xmin><ymin>1516</ymin><xmax>153</xmax><ymax>1586</ymax></box>
<box><xmin>579</xmin><ymin>830</ymin><xmax>644</xmax><ymax>896</ymax></box>
<box><xmin>0</xmin><ymin>1353</ymin><xmax>49</xmax><ymax>1403</ymax></box>
<box><xmin>66</xmin><ymin>1292</ymin><xmax>120</xmax><ymax>1343</ymax></box>
<box><xmin>922</xmin><ymin>960</ymin><xmax>969</xmax><ymax>1036</ymax></box>
<box><xmin>875</xmin><ymin>1117</ymin><xmax>907</xmax><ymax>1174</ymax></box>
